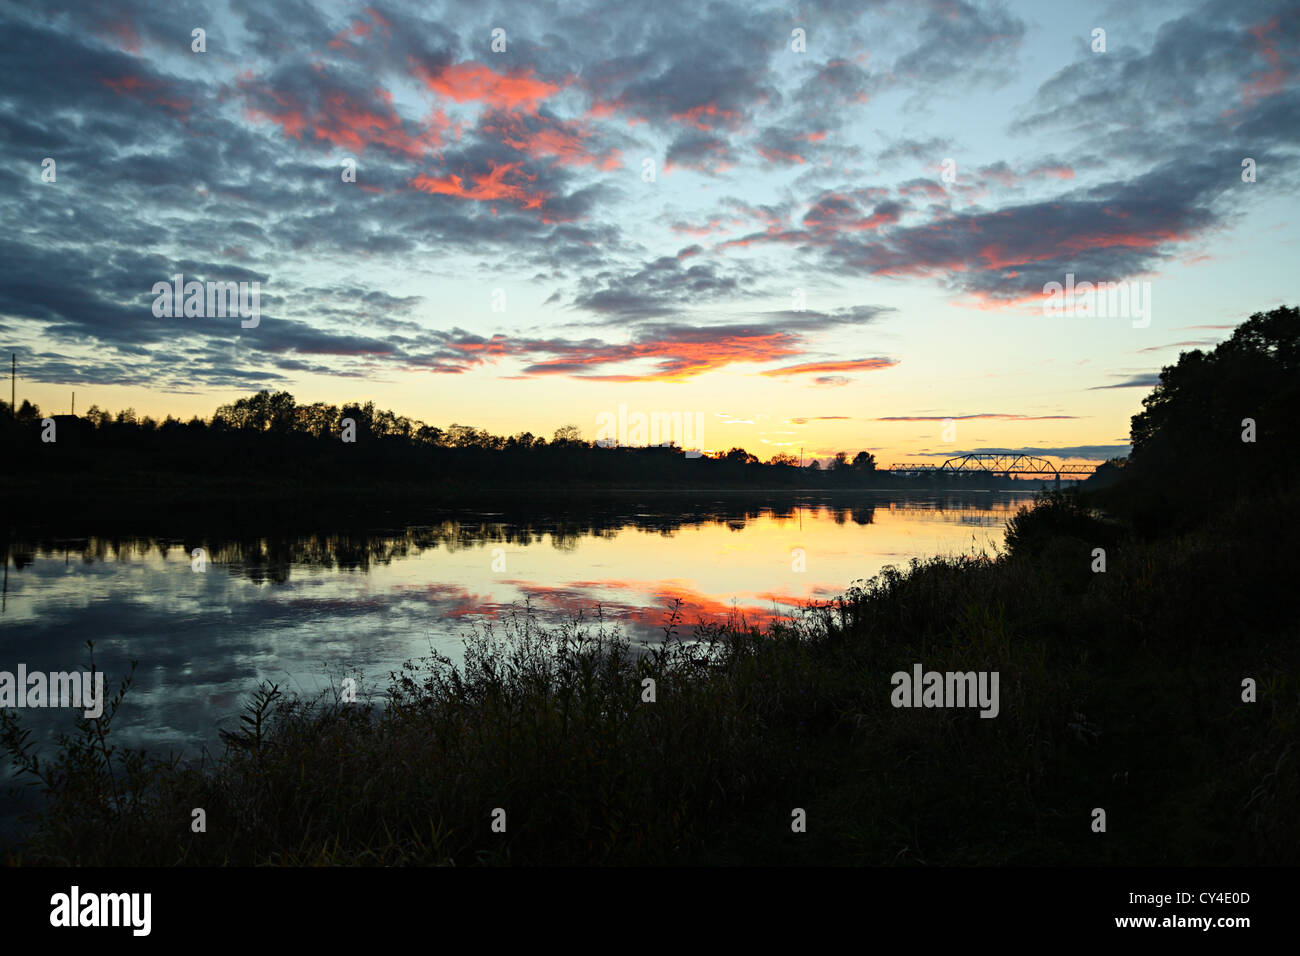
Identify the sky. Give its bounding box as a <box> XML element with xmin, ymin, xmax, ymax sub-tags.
<box><xmin>1</xmin><ymin>0</ymin><xmax>1297</xmax><ymax>466</ymax></box>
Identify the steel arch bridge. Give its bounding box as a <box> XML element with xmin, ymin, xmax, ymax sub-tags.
<box><xmin>884</xmin><ymin>453</ymin><xmax>1097</xmax><ymax>479</ymax></box>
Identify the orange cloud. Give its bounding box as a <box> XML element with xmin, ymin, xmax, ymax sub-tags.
<box><xmin>240</xmin><ymin>77</ymin><xmax>446</xmax><ymax>157</ymax></box>
<box><xmin>487</xmin><ymin>112</ymin><xmax>620</xmax><ymax>169</ymax></box>
<box><xmin>760</xmin><ymin>358</ymin><xmax>898</xmax><ymax>377</ymax></box>
<box><xmin>519</xmin><ymin>330</ymin><xmax>806</xmax><ymax>382</ymax></box>
<box><xmin>757</xmin><ymin>145</ymin><xmax>805</xmax><ymax>165</ymax></box>
<box><xmin>954</xmin><ymin>289</ymin><xmax>1055</xmax><ymax>311</ymax></box>
<box><xmin>318</xmin><ymin>88</ymin><xmax>447</xmax><ymax>157</ymax></box>
<box><xmin>973</xmin><ymin>221</ymin><xmax>1193</xmax><ymax>271</ymax></box>
<box><xmin>410</xmin><ymin>161</ymin><xmax>548</xmax><ymax>209</ymax></box>
<box><xmin>415</xmin><ymin>60</ymin><xmax>562</xmax><ymax>112</ymax></box>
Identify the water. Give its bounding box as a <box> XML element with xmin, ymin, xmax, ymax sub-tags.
<box><xmin>0</xmin><ymin>490</ymin><xmax>1037</xmax><ymax>828</ymax></box>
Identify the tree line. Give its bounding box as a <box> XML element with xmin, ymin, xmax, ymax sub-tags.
<box><xmin>1</xmin><ymin>389</ymin><xmax>897</xmax><ymax>488</ymax></box>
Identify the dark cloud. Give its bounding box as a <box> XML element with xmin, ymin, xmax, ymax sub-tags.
<box><xmin>569</xmin><ymin>256</ymin><xmax>756</xmax><ymax>318</ymax></box>
<box><xmin>891</xmin><ymin>0</ymin><xmax>1026</xmax><ymax>86</ymax></box>
<box><xmin>665</xmin><ymin>131</ymin><xmax>734</xmax><ymax>174</ymax></box>
<box><xmin>1087</xmin><ymin>374</ymin><xmax>1162</xmax><ymax>390</ymax></box>
<box><xmin>1136</xmin><ymin>339</ymin><xmax>1221</xmax><ymax>353</ymax></box>
<box><xmin>787</xmin><ymin>153</ymin><xmax>1236</xmax><ymax>303</ymax></box>
<box><xmin>876</xmin><ymin>135</ymin><xmax>953</xmax><ymax>167</ymax></box>
<box><xmin>1011</xmin><ymin>2</ymin><xmax>1300</xmax><ymax>162</ymax></box>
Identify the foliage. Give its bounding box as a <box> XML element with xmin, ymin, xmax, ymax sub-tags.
<box><xmin>1003</xmin><ymin>490</ymin><xmax>1120</xmax><ymax>560</ymax></box>
<box><xmin>1127</xmin><ymin>305</ymin><xmax>1299</xmax><ymax>512</ymax></box>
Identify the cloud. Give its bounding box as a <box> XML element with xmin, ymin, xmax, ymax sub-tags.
<box><xmin>876</xmin><ymin>413</ymin><xmax>1078</xmax><ymax>421</ymax></box>
<box><xmin>238</xmin><ymin>68</ymin><xmax>447</xmax><ymax>159</ymax></box>
<box><xmin>413</xmin><ymin>60</ymin><xmax>563</xmax><ymax>113</ymax></box>
<box><xmin>1136</xmin><ymin>340</ymin><xmax>1220</xmax><ymax>353</ymax></box>
<box><xmin>411</xmin><ymin>161</ymin><xmax>550</xmax><ymax>210</ymax></box>
<box><xmin>513</xmin><ymin>322</ymin><xmax>807</xmax><ymax>381</ymax></box>
<box><xmin>1087</xmin><ymin>375</ymin><xmax>1161</xmax><ymax>390</ymax></box>
<box><xmin>761</xmin><ymin>357</ymin><xmax>898</xmax><ymax>377</ymax></box>
<box><xmin>664</xmin><ymin>130</ymin><xmax>734</xmax><ymax>174</ymax></box>
<box><xmin>890</xmin><ymin>0</ymin><xmax>1027</xmax><ymax>86</ymax></box>
<box><xmin>813</xmin><ymin>155</ymin><xmax>1230</xmax><ymax>302</ymax></box>
<box><xmin>876</xmin><ymin>135</ymin><xmax>953</xmax><ymax>167</ymax></box>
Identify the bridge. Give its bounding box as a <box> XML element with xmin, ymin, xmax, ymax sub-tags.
<box><xmin>883</xmin><ymin>454</ymin><xmax>1097</xmax><ymax>486</ymax></box>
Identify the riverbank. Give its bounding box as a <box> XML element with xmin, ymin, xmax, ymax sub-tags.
<box><xmin>3</xmin><ymin>485</ymin><xmax>1295</xmax><ymax>866</ymax></box>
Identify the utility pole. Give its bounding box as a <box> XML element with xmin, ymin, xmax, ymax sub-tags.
<box><xmin>10</xmin><ymin>353</ymin><xmax>14</xmax><ymax>420</ymax></box>
<box><xmin>72</xmin><ymin>391</ymin><xmax>75</xmax><ymax>416</ymax></box>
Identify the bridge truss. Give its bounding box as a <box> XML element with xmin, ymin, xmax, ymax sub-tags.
<box><xmin>884</xmin><ymin>453</ymin><xmax>1097</xmax><ymax>479</ymax></box>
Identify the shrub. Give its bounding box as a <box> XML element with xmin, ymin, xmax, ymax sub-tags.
<box><xmin>1003</xmin><ymin>491</ymin><xmax>1120</xmax><ymax>560</ymax></box>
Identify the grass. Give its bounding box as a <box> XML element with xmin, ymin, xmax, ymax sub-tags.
<box><xmin>2</xmin><ymin>488</ymin><xmax>1296</xmax><ymax>866</ymax></box>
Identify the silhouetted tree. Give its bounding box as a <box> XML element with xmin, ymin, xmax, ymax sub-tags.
<box><xmin>340</xmin><ymin>401</ymin><xmax>376</xmax><ymax>439</ymax></box>
<box><xmin>723</xmin><ymin>447</ymin><xmax>758</xmax><ymax>465</ymax></box>
<box><xmin>852</xmin><ymin>451</ymin><xmax>877</xmax><ymax>473</ymax></box>
<box><xmin>84</xmin><ymin>404</ymin><xmax>112</xmax><ymax>428</ymax></box>
<box><xmin>1128</xmin><ymin>305</ymin><xmax>1298</xmax><ymax>517</ymax></box>
<box><xmin>266</xmin><ymin>392</ymin><xmax>297</xmax><ymax>433</ymax></box>
<box><xmin>297</xmin><ymin>402</ymin><xmax>340</xmax><ymax>439</ymax></box>
<box><xmin>16</xmin><ymin>400</ymin><xmax>42</xmax><ymax>427</ymax></box>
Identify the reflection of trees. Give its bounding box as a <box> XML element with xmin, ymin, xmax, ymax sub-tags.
<box><xmin>3</xmin><ymin>491</ymin><xmax>1047</xmax><ymax>584</ymax></box>
<box><xmin>885</xmin><ymin>497</ymin><xmax>1031</xmax><ymax>518</ymax></box>
<box><xmin>849</xmin><ymin>506</ymin><xmax>875</xmax><ymax>525</ymax></box>
<box><xmin>549</xmin><ymin>532</ymin><xmax>582</xmax><ymax>552</ymax></box>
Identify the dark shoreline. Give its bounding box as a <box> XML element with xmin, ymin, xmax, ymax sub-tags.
<box><xmin>0</xmin><ymin>474</ymin><xmax>1049</xmax><ymax>535</ymax></box>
